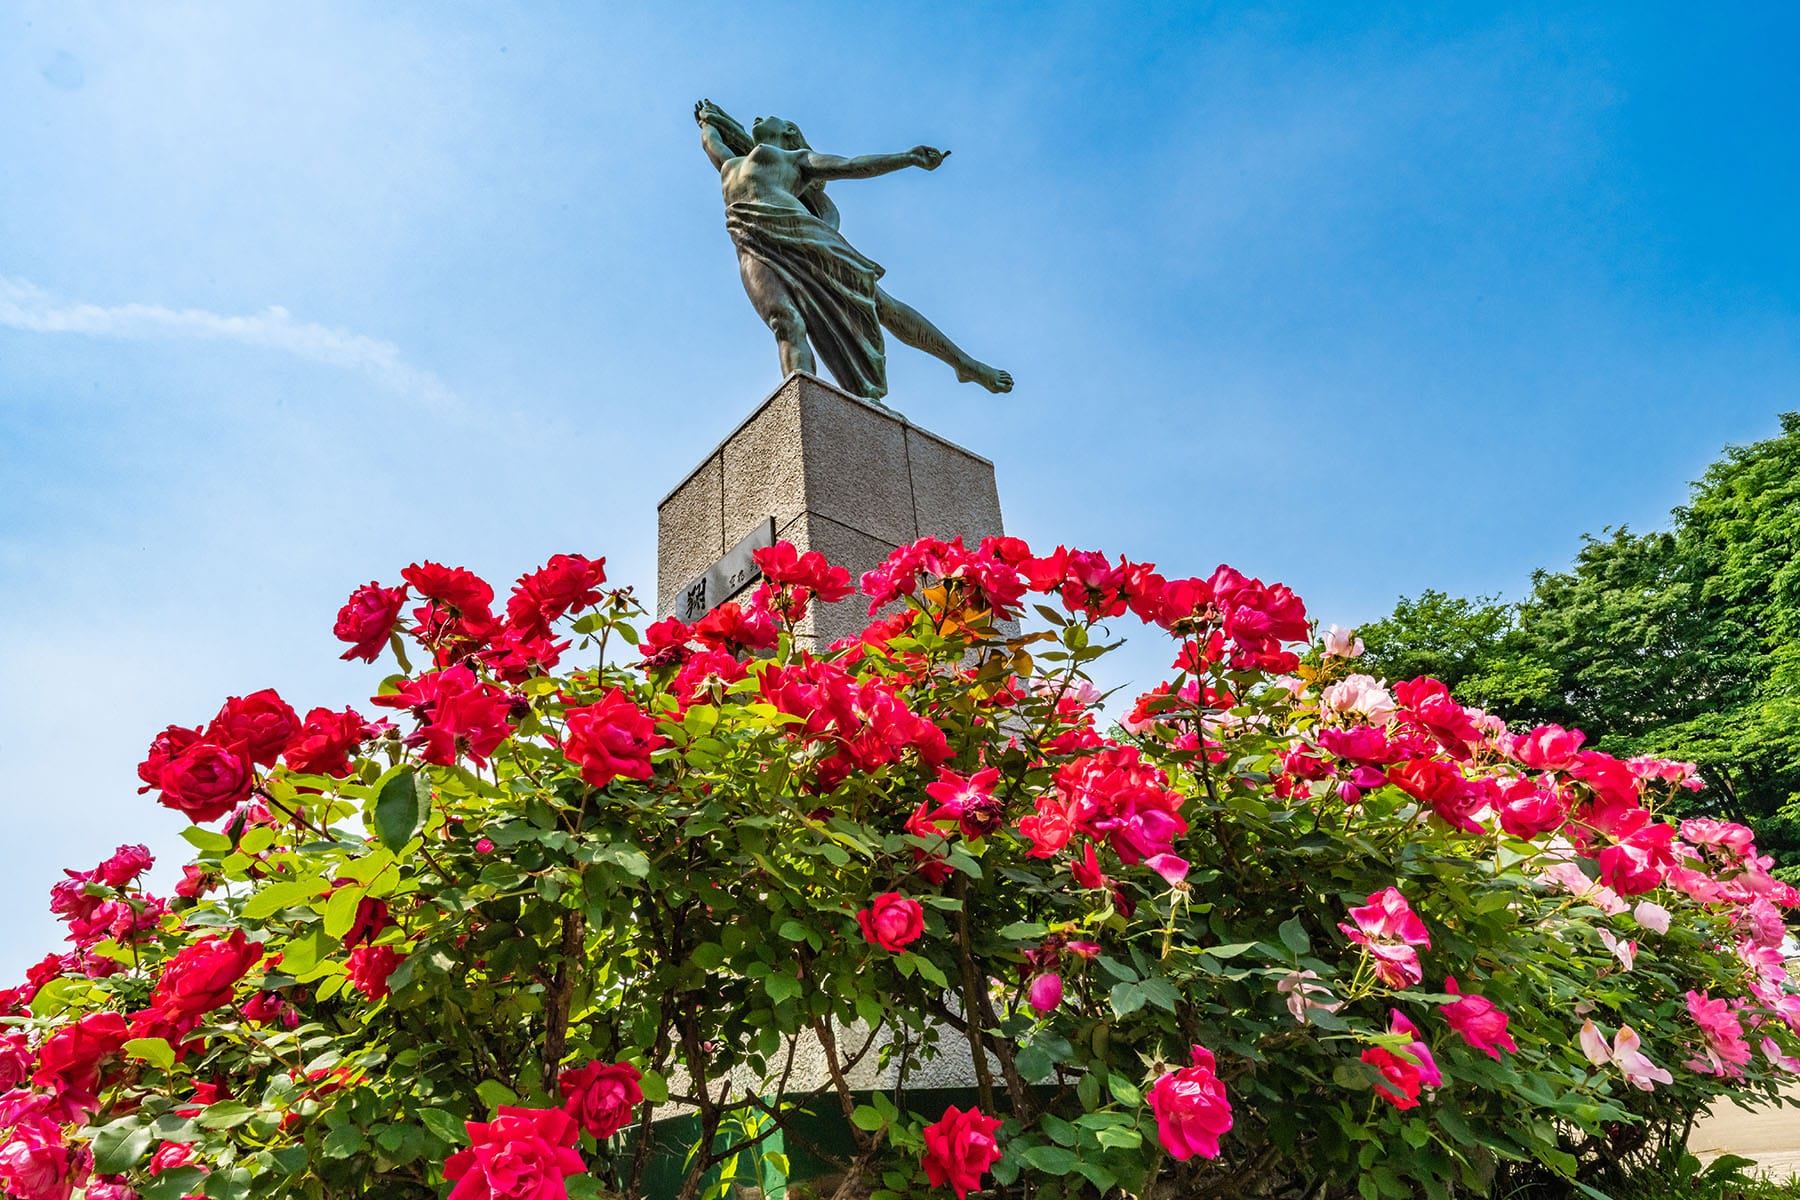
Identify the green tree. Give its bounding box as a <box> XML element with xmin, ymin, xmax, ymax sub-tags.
<box><xmin>1362</xmin><ymin>413</ymin><xmax>1800</xmax><ymax>867</ymax></box>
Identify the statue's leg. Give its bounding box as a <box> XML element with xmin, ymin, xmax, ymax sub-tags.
<box><xmin>738</xmin><ymin>253</ymin><xmax>815</xmax><ymax>377</ymax></box>
<box><xmin>875</xmin><ymin>287</ymin><xmax>1013</xmax><ymax>394</ymax></box>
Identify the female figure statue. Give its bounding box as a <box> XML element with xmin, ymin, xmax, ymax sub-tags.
<box><xmin>695</xmin><ymin>100</ymin><xmax>1012</xmax><ymax>402</ymax></box>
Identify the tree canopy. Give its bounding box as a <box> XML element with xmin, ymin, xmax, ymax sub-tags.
<box><xmin>1360</xmin><ymin>412</ymin><xmax>1800</xmax><ymax>867</ymax></box>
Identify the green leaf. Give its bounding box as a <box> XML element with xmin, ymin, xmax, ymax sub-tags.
<box><xmin>1022</xmin><ymin>1145</ymin><xmax>1080</xmax><ymax>1175</ymax></box>
<box><xmin>372</xmin><ymin>768</ymin><xmax>429</xmax><ymax>851</ymax></box>
<box><xmin>90</xmin><ymin>1118</ymin><xmax>153</xmax><ymax>1174</ymax></box>
<box><xmin>638</xmin><ymin>1070</ymin><xmax>669</xmax><ymax>1104</ymax></box>
<box><xmin>1109</xmin><ymin>981</ymin><xmax>1147</xmax><ymax>1018</ymax></box>
<box><xmin>197</xmin><ymin>1100</ymin><xmax>256</xmax><ymax>1130</ymax></box>
<box><xmin>321</xmin><ymin>1125</ymin><xmax>366</xmax><ymax>1159</ymax></box>
<box><xmin>1278</xmin><ymin>917</ymin><xmax>1312</xmax><ymax>956</ymax></box>
<box><xmin>123</xmin><ymin>1037</ymin><xmax>176</xmax><ymax>1072</ymax></box>
<box><xmin>476</xmin><ymin>1080</ymin><xmax>521</xmax><ymax>1112</ymax></box>
<box><xmin>777</xmin><ymin>920</ymin><xmax>811</xmax><ymax>942</ymax></box>
<box><xmin>322</xmin><ymin>884</ymin><xmax>363</xmax><ymax>940</ymax></box>
<box><xmin>1203</xmin><ymin>941</ymin><xmax>1259</xmax><ymax>960</ymax></box>
<box><xmin>851</xmin><ymin>1105</ymin><xmax>884</xmax><ymax>1132</ymax></box>
<box><xmin>764</xmin><ymin>972</ymin><xmax>803</xmax><ymax>1004</ymax></box>
<box><xmin>1107</xmin><ymin>1074</ymin><xmax>1142</xmax><ymax>1107</ymax></box>
<box><xmin>418</xmin><ymin>1108</ymin><xmax>468</xmax><ymax>1145</ymax></box>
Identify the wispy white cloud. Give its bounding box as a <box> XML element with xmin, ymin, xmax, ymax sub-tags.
<box><xmin>0</xmin><ymin>275</ymin><xmax>455</xmax><ymax>406</ymax></box>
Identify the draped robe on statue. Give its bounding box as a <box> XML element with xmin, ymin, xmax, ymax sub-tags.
<box><xmin>724</xmin><ymin>199</ymin><xmax>889</xmax><ymax>400</ymax></box>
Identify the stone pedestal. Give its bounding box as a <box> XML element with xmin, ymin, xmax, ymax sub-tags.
<box><xmin>658</xmin><ymin>372</ymin><xmax>1005</xmax><ymax>645</ymax></box>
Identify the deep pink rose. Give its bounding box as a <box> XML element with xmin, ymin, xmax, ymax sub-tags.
<box><xmin>284</xmin><ymin>707</ymin><xmax>369</xmax><ymax>777</ymax></box>
<box><xmin>33</xmin><ymin>1010</ymin><xmax>130</xmax><ymax>1099</ymax></box>
<box><xmin>1442</xmin><ymin>977</ymin><xmax>1517</xmax><ymax>1059</ymax></box>
<box><xmin>346</xmin><ymin>944</ymin><xmax>404</xmax><ymax>1001</ymax></box>
<box><xmin>342</xmin><ymin>896</ymin><xmax>390</xmax><ymax>950</ymax></box>
<box><xmin>208</xmin><ymin>689</ymin><xmax>300</xmax><ymax>767</ymax></box>
<box><xmin>920</xmin><ymin>1105</ymin><xmax>1003</xmax><ymax>1200</ymax></box>
<box><xmin>558</xmin><ymin>1060</ymin><xmax>643</xmax><ymax>1139</ymax></box>
<box><xmin>561</xmin><ymin>690</ymin><xmax>663</xmax><ymax>787</ymax></box>
<box><xmin>856</xmin><ymin>893</ymin><xmax>924</xmax><ymax>952</ymax></box>
<box><xmin>1027</xmin><ymin>972</ymin><xmax>1064</xmax><ymax>1014</ymax></box>
<box><xmin>147</xmin><ymin>1141</ymin><xmax>199</xmax><ymax>1175</ymax></box>
<box><xmin>0</xmin><ymin>1034</ymin><xmax>30</xmax><ymax>1091</ymax></box>
<box><xmin>0</xmin><ymin>1117</ymin><xmax>74</xmax><ymax>1200</ymax></box>
<box><xmin>443</xmin><ymin>1106</ymin><xmax>586</xmax><ymax>1200</ymax></box>
<box><xmin>1505</xmin><ymin>724</ymin><xmax>1586</xmax><ymax>771</ymax></box>
<box><xmin>95</xmin><ymin>844</ymin><xmax>154</xmax><ymax>888</ymax></box>
<box><xmin>136</xmin><ymin>724</ymin><xmax>202</xmax><ymax>794</ymax></box>
<box><xmin>335</xmin><ymin>581</ymin><xmax>409</xmax><ymax>662</ymax></box>
<box><xmin>152</xmin><ymin>930</ymin><xmax>263</xmax><ymax>1021</ymax></box>
<box><xmin>1147</xmin><ymin>1044</ymin><xmax>1233</xmax><ymax>1161</ymax></box>
<box><xmin>505</xmin><ymin>554</ymin><xmax>608</xmax><ymax>638</ymax></box>
<box><xmin>157</xmin><ymin>742</ymin><xmax>253</xmax><ymax>824</ymax></box>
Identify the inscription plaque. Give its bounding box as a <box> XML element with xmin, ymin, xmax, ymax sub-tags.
<box><xmin>674</xmin><ymin>517</ymin><xmax>777</xmax><ymax>622</ymax></box>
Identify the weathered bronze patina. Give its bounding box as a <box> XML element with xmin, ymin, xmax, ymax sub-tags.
<box><xmin>695</xmin><ymin>100</ymin><xmax>1012</xmax><ymax>402</ymax></box>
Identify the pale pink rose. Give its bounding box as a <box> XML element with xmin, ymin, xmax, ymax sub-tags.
<box><xmin>1276</xmin><ymin>970</ymin><xmax>1342</xmax><ymax>1024</ymax></box>
<box><xmin>1762</xmin><ymin>1037</ymin><xmax>1800</xmax><ymax>1074</ymax></box>
<box><xmin>1631</xmin><ymin>900</ymin><xmax>1672</xmax><ymax>935</ymax></box>
<box><xmin>1322</xmin><ymin>625</ymin><xmax>1364</xmax><ymax>659</ymax></box>
<box><xmin>1584</xmin><ymin>1023</ymin><xmax>1672</xmax><ymax>1091</ymax></box>
<box><xmin>1536</xmin><ymin>859</ymin><xmax>1628</xmax><ymax>915</ymax></box>
<box><xmin>1598</xmin><ymin>928</ymin><xmax>1637</xmax><ymax>971</ymax></box>
<box><xmin>1321</xmin><ymin>675</ymin><xmax>1395</xmax><ymax>725</ymax></box>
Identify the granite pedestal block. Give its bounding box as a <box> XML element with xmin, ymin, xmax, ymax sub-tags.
<box><xmin>657</xmin><ymin>372</ymin><xmax>1005</xmax><ymax>646</ymax></box>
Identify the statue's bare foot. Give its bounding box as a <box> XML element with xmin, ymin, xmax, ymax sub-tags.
<box><xmin>957</xmin><ymin>362</ymin><xmax>1014</xmax><ymax>393</ymax></box>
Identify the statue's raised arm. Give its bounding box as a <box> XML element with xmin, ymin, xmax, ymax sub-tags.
<box><xmin>697</xmin><ymin>102</ymin><xmax>1012</xmax><ymax>403</ymax></box>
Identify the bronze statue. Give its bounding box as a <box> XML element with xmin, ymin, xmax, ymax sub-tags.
<box><xmin>695</xmin><ymin>100</ymin><xmax>1013</xmax><ymax>402</ymax></box>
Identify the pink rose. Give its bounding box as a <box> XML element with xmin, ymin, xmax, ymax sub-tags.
<box><xmin>0</xmin><ymin>1118</ymin><xmax>74</xmax><ymax>1200</ymax></box>
<box><xmin>443</xmin><ymin>1106</ymin><xmax>586</xmax><ymax>1200</ymax></box>
<box><xmin>96</xmin><ymin>844</ymin><xmax>154</xmax><ymax>888</ymax></box>
<box><xmin>1505</xmin><ymin>724</ymin><xmax>1586</xmax><ymax>771</ymax></box>
<box><xmin>1441</xmin><ymin>978</ymin><xmax>1516</xmax><ymax>1059</ymax></box>
<box><xmin>920</xmin><ymin>1105</ymin><xmax>1003</xmax><ymax>1200</ymax></box>
<box><xmin>558</xmin><ymin>1060</ymin><xmax>643</xmax><ymax>1139</ymax></box>
<box><xmin>147</xmin><ymin>1141</ymin><xmax>199</xmax><ymax>1175</ymax></box>
<box><xmin>1027</xmin><ymin>972</ymin><xmax>1064</xmax><ymax>1014</ymax></box>
<box><xmin>1147</xmin><ymin>1044</ymin><xmax>1232</xmax><ymax>1160</ymax></box>
<box><xmin>856</xmin><ymin>893</ymin><xmax>924</xmax><ymax>952</ymax></box>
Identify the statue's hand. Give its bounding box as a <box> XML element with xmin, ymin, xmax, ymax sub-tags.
<box><xmin>911</xmin><ymin>145</ymin><xmax>951</xmax><ymax>170</ymax></box>
<box><xmin>695</xmin><ymin>99</ymin><xmax>723</xmax><ymax>126</ymax></box>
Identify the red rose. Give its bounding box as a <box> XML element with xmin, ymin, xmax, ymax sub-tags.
<box><xmin>561</xmin><ymin>690</ymin><xmax>663</xmax><ymax>788</ymax></box>
<box><xmin>403</xmin><ymin>562</ymin><xmax>494</xmax><ymax>615</ymax></box>
<box><xmin>208</xmin><ymin>689</ymin><xmax>300</xmax><ymax>767</ymax></box>
<box><xmin>157</xmin><ymin>742</ymin><xmax>252</xmax><ymax>823</ymax></box>
<box><xmin>505</xmin><ymin>554</ymin><xmax>608</xmax><ymax>638</ymax></box>
<box><xmin>1147</xmin><ymin>1044</ymin><xmax>1233</xmax><ymax>1160</ymax></box>
<box><xmin>0</xmin><ymin>1117</ymin><xmax>75</xmax><ymax>1200</ymax></box>
<box><xmin>443</xmin><ymin>1106</ymin><xmax>586</xmax><ymax>1200</ymax></box>
<box><xmin>283</xmin><ymin>707</ymin><xmax>369</xmax><ymax>778</ymax></box>
<box><xmin>343</xmin><ymin>897</ymin><xmax>390</xmax><ymax>950</ymax></box>
<box><xmin>136</xmin><ymin>724</ymin><xmax>201</xmax><ymax>794</ymax></box>
<box><xmin>346</xmin><ymin>944</ymin><xmax>404</xmax><ymax>1001</ymax></box>
<box><xmin>335</xmin><ymin>581</ymin><xmax>409</xmax><ymax>663</ymax></box>
<box><xmin>33</xmin><ymin>1010</ymin><xmax>129</xmax><ymax>1098</ymax></box>
<box><xmin>856</xmin><ymin>892</ymin><xmax>924</xmax><ymax>952</ymax></box>
<box><xmin>558</xmin><ymin>1059</ymin><xmax>643</xmax><ymax>1139</ymax></box>
<box><xmin>1362</xmin><ymin>1045</ymin><xmax>1425</xmax><ymax>1109</ymax></box>
<box><xmin>920</xmin><ymin>1105</ymin><xmax>1003</xmax><ymax>1200</ymax></box>
<box><xmin>151</xmin><ymin>930</ymin><xmax>264</xmax><ymax>1021</ymax></box>
<box><xmin>147</xmin><ymin>1141</ymin><xmax>200</xmax><ymax>1175</ymax></box>
<box><xmin>0</xmin><ymin>1034</ymin><xmax>32</xmax><ymax>1092</ymax></box>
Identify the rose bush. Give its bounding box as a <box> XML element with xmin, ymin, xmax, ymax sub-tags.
<box><xmin>0</xmin><ymin>535</ymin><xmax>1795</xmax><ymax>1200</ymax></box>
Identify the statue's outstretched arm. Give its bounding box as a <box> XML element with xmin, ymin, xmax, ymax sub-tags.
<box><xmin>694</xmin><ymin>99</ymin><xmax>751</xmax><ymax>171</ymax></box>
<box><xmin>800</xmin><ymin>145</ymin><xmax>950</xmax><ymax>182</ymax></box>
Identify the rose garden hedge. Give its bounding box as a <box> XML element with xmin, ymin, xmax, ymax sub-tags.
<box><xmin>0</xmin><ymin>536</ymin><xmax>1795</xmax><ymax>1200</ymax></box>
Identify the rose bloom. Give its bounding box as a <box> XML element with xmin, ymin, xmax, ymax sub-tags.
<box><xmin>334</xmin><ymin>581</ymin><xmax>408</xmax><ymax>662</ymax></box>
<box><xmin>558</xmin><ymin>1060</ymin><xmax>643</xmax><ymax>1139</ymax></box>
<box><xmin>0</xmin><ymin>1117</ymin><xmax>74</xmax><ymax>1200</ymax></box>
<box><xmin>1442</xmin><ymin>977</ymin><xmax>1517</xmax><ymax>1059</ymax></box>
<box><xmin>444</xmin><ymin>1106</ymin><xmax>586</xmax><ymax>1200</ymax></box>
<box><xmin>84</xmin><ymin>1180</ymin><xmax>138</xmax><ymax>1200</ymax></box>
<box><xmin>1147</xmin><ymin>1044</ymin><xmax>1232</xmax><ymax>1160</ymax></box>
<box><xmin>156</xmin><ymin>742</ymin><xmax>253</xmax><ymax>824</ymax></box>
<box><xmin>1027</xmin><ymin>972</ymin><xmax>1064</xmax><ymax>1014</ymax></box>
<box><xmin>208</xmin><ymin>689</ymin><xmax>300</xmax><ymax>767</ymax></box>
<box><xmin>284</xmin><ymin>707</ymin><xmax>369</xmax><ymax>778</ymax></box>
<box><xmin>136</xmin><ymin>724</ymin><xmax>201</xmax><ymax>795</ymax></box>
<box><xmin>33</xmin><ymin>1010</ymin><xmax>130</xmax><ymax>1098</ymax></box>
<box><xmin>561</xmin><ymin>689</ymin><xmax>664</xmax><ymax>788</ymax></box>
<box><xmin>920</xmin><ymin>1105</ymin><xmax>1004</xmax><ymax>1200</ymax></box>
<box><xmin>0</xmin><ymin>1034</ymin><xmax>31</xmax><ymax>1092</ymax></box>
<box><xmin>151</xmin><ymin>930</ymin><xmax>264</xmax><ymax>1021</ymax></box>
<box><xmin>96</xmin><ymin>844</ymin><xmax>154</xmax><ymax>888</ymax></box>
<box><xmin>346</xmin><ymin>944</ymin><xmax>405</xmax><ymax>1002</ymax></box>
<box><xmin>1505</xmin><ymin>724</ymin><xmax>1586</xmax><ymax>771</ymax></box>
<box><xmin>147</xmin><ymin>1141</ymin><xmax>199</xmax><ymax>1175</ymax></box>
<box><xmin>856</xmin><ymin>893</ymin><xmax>924</xmax><ymax>952</ymax></box>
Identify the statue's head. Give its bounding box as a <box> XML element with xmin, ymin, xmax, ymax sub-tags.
<box><xmin>751</xmin><ymin>115</ymin><xmax>808</xmax><ymax>150</ymax></box>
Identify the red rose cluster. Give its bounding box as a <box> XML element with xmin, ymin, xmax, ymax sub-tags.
<box><xmin>441</xmin><ymin>1061</ymin><xmax>643</xmax><ymax>1198</ymax></box>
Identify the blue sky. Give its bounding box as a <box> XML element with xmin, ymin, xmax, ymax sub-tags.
<box><xmin>2</xmin><ymin>2</ymin><xmax>1795</xmax><ymax>979</ymax></box>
